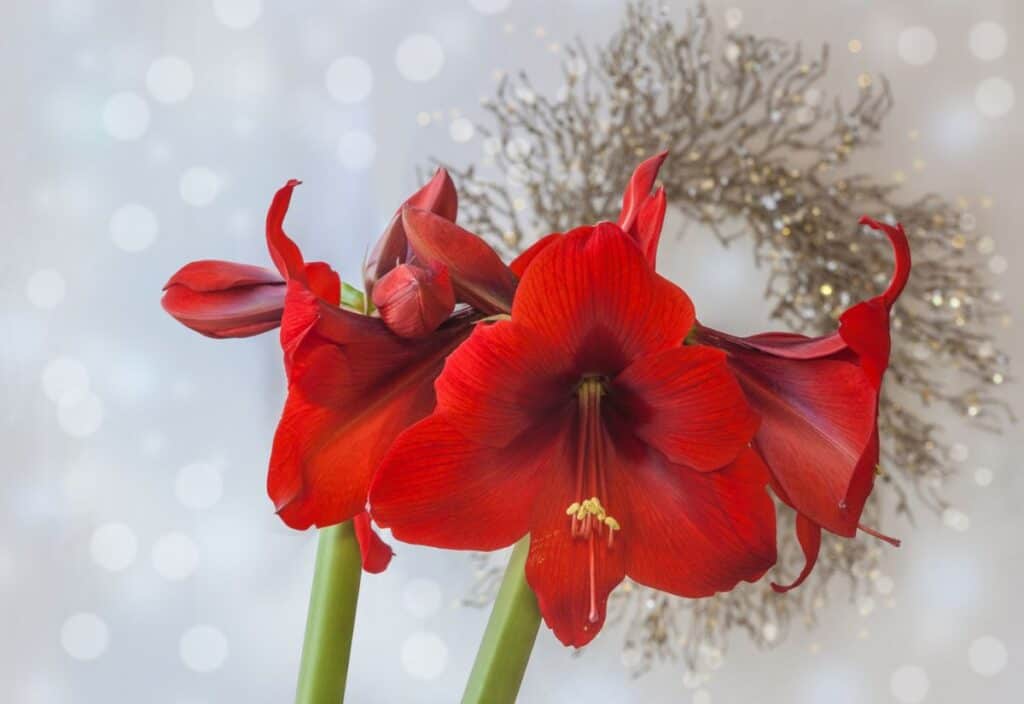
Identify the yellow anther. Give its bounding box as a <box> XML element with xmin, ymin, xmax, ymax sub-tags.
<box><xmin>565</xmin><ymin>502</ymin><xmax>581</xmax><ymax>516</ymax></box>
<box><xmin>604</xmin><ymin>516</ymin><xmax>620</xmax><ymax>531</ymax></box>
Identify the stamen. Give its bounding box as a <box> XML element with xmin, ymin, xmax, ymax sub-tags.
<box><xmin>564</xmin><ymin>377</ymin><xmax>622</xmax><ymax>624</ymax></box>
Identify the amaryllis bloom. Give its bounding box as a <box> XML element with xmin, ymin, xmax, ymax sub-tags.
<box><xmin>263</xmin><ymin>179</ymin><xmax>516</xmax><ymax>533</ymax></box>
<box><xmin>161</xmin><ymin>170</ymin><xmax>519</xmax><ymax>572</ymax></box>
<box><xmin>694</xmin><ymin>216</ymin><xmax>910</xmax><ymax>591</ymax></box>
<box><xmin>370</xmin><ymin>224</ymin><xmax>778</xmax><ymax>646</ymax></box>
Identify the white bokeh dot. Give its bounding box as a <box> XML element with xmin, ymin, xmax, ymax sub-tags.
<box><xmin>26</xmin><ymin>269</ymin><xmax>66</xmax><ymax>309</ymax></box>
<box><xmin>449</xmin><ymin>117</ymin><xmax>475</xmax><ymax>143</ymax></box>
<box><xmin>968</xmin><ymin>635</ymin><xmax>1008</xmax><ymax>676</ymax></box>
<box><xmin>61</xmin><ymin>613</ymin><xmax>109</xmax><ymax>661</ymax></box>
<box><xmin>400</xmin><ymin>631</ymin><xmax>448</xmax><ymax>680</ymax></box>
<box><xmin>152</xmin><ymin>532</ymin><xmax>200</xmax><ymax>581</ymax></box>
<box><xmin>180</xmin><ymin>167</ymin><xmax>222</xmax><ymax>207</ymax></box>
<box><xmin>402</xmin><ymin>578</ymin><xmax>442</xmax><ymax>619</ymax></box>
<box><xmin>325</xmin><ymin>56</ymin><xmax>373</xmax><ymax>104</ymax></box>
<box><xmin>146</xmin><ymin>56</ymin><xmax>194</xmax><ymax>104</ymax></box>
<box><xmin>890</xmin><ymin>665</ymin><xmax>929</xmax><ymax>704</ymax></box>
<box><xmin>942</xmin><ymin>507</ymin><xmax>970</xmax><ymax>532</ymax></box>
<box><xmin>42</xmin><ymin>357</ymin><xmax>89</xmax><ymax>403</ymax></box>
<box><xmin>974</xmin><ymin>467</ymin><xmax>994</xmax><ymax>486</ymax></box>
<box><xmin>58</xmin><ymin>392</ymin><xmax>104</xmax><ymax>438</ymax></box>
<box><xmin>395</xmin><ymin>34</ymin><xmax>445</xmax><ymax>82</ymax></box>
<box><xmin>175</xmin><ymin>460</ymin><xmax>223</xmax><ymax>509</ymax></box>
<box><xmin>968</xmin><ymin>22</ymin><xmax>1008</xmax><ymax>62</ymax></box>
<box><xmin>975</xmin><ymin>77</ymin><xmax>1014</xmax><ymax>117</ymax></box>
<box><xmin>212</xmin><ymin>0</ymin><xmax>261</xmax><ymax>29</ymax></box>
<box><xmin>949</xmin><ymin>443</ymin><xmax>969</xmax><ymax>462</ymax></box>
<box><xmin>897</xmin><ymin>26</ymin><xmax>937</xmax><ymax>66</ymax></box>
<box><xmin>180</xmin><ymin>625</ymin><xmax>229</xmax><ymax>672</ymax></box>
<box><xmin>110</xmin><ymin>204</ymin><xmax>159</xmax><ymax>252</ymax></box>
<box><xmin>469</xmin><ymin>0</ymin><xmax>511</xmax><ymax>14</ymax></box>
<box><xmin>102</xmin><ymin>92</ymin><xmax>150</xmax><ymax>140</ymax></box>
<box><xmin>337</xmin><ymin>130</ymin><xmax>376</xmax><ymax>171</ymax></box>
<box><xmin>724</xmin><ymin>8</ymin><xmax>743</xmax><ymax>30</ymax></box>
<box><xmin>90</xmin><ymin>522</ymin><xmax>138</xmax><ymax>572</ymax></box>
<box><xmin>988</xmin><ymin>254</ymin><xmax>1008</xmax><ymax>274</ymax></box>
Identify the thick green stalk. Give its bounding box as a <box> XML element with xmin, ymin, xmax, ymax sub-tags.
<box><xmin>462</xmin><ymin>537</ymin><xmax>542</xmax><ymax>704</ymax></box>
<box><xmin>295</xmin><ymin>521</ymin><xmax>363</xmax><ymax>704</ymax></box>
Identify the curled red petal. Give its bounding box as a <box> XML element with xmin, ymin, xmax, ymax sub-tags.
<box><xmin>617</xmin><ymin>151</ymin><xmax>668</xmax><ymax>233</ymax></box>
<box><xmin>266</xmin><ymin>179</ymin><xmax>307</xmax><ymax>281</ymax></box>
<box><xmin>631</xmin><ymin>186</ymin><xmax>667</xmax><ymax>265</ymax></box>
<box><xmin>371</xmin><ymin>262</ymin><xmax>455</xmax><ymax>339</ymax></box>
<box><xmin>161</xmin><ymin>260</ymin><xmax>286</xmax><ymax>338</ymax></box>
<box><xmin>364</xmin><ymin>169</ymin><xmax>458</xmax><ymax>291</ymax></box>
<box><xmin>353</xmin><ymin>512</ymin><xmax>394</xmax><ymax>574</ymax></box>
<box><xmin>401</xmin><ymin>207</ymin><xmax>518</xmax><ymax>314</ymax></box>
<box><xmin>771</xmin><ymin>512</ymin><xmax>822</xmax><ymax>593</ymax></box>
<box><xmin>858</xmin><ymin>216</ymin><xmax>911</xmax><ymax>309</ymax></box>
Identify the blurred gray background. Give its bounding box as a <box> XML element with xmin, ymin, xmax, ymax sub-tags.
<box><xmin>2</xmin><ymin>0</ymin><xmax>1020</xmax><ymax>702</ymax></box>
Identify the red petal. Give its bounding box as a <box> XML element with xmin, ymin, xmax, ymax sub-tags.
<box><xmin>631</xmin><ymin>186</ymin><xmax>666</xmax><ymax>265</ymax></box>
<box><xmin>371</xmin><ymin>263</ymin><xmax>455</xmax><ymax>339</ymax></box>
<box><xmin>858</xmin><ymin>216</ymin><xmax>911</xmax><ymax>308</ymax></box>
<box><xmin>617</xmin><ymin>444</ymin><xmax>777</xmax><ymax>597</ymax></box>
<box><xmin>434</xmin><ymin>320</ymin><xmax>573</xmax><ymax>448</ymax></box>
<box><xmin>401</xmin><ymin>207</ymin><xmax>518</xmax><ymax>314</ymax></box>
<box><xmin>512</xmin><ymin>223</ymin><xmax>695</xmax><ymax>374</ymax></box>
<box><xmin>353</xmin><ymin>512</ymin><xmax>394</xmax><ymax>574</ymax></box>
<box><xmin>364</xmin><ymin>169</ymin><xmax>458</xmax><ymax>291</ymax></box>
<box><xmin>161</xmin><ymin>260</ymin><xmax>285</xmax><ymax>338</ymax></box>
<box><xmin>612</xmin><ymin>345</ymin><xmax>758</xmax><ymax>471</ymax></box>
<box><xmin>370</xmin><ymin>415</ymin><xmax>561</xmax><ymax>550</ymax></box>
<box><xmin>726</xmin><ymin>349</ymin><xmax>877</xmax><ymax>537</ymax></box>
<box><xmin>267</xmin><ymin>307</ymin><xmax>473</xmax><ymax>530</ymax></box>
<box><xmin>617</xmin><ymin>151</ymin><xmax>668</xmax><ymax>233</ymax></box>
<box><xmin>164</xmin><ymin>260</ymin><xmax>284</xmax><ymax>291</ymax></box>
<box><xmin>509</xmin><ymin>233</ymin><xmax>561</xmax><ymax>277</ymax></box>
<box><xmin>266</xmin><ymin>179</ymin><xmax>307</xmax><ymax>280</ymax></box>
<box><xmin>303</xmin><ymin>261</ymin><xmax>341</xmax><ymax>305</ymax></box>
<box><xmin>770</xmin><ymin>512</ymin><xmax>822</xmax><ymax>593</ymax></box>
<box><xmin>525</xmin><ymin>426</ymin><xmax>626</xmax><ymax>648</ymax></box>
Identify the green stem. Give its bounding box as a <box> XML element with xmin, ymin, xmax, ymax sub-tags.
<box><xmin>295</xmin><ymin>521</ymin><xmax>363</xmax><ymax>704</ymax></box>
<box><xmin>462</xmin><ymin>537</ymin><xmax>542</xmax><ymax>704</ymax></box>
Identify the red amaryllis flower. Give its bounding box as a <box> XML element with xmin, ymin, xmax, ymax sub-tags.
<box><xmin>161</xmin><ymin>170</ymin><xmax>518</xmax><ymax>572</ymax></box>
<box><xmin>264</xmin><ymin>178</ymin><xmax>516</xmax><ymax>535</ymax></box>
<box><xmin>370</xmin><ymin>224</ymin><xmax>777</xmax><ymax>647</ymax></box>
<box><xmin>694</xmin><ymin>216</ymin><xmax>910</xmax><ymax>591</ymax></box>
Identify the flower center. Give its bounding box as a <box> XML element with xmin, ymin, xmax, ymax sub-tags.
<box><xmin>565</xmin><ymin>376</ymin><xmax>621</xmax><ymax>624</ymax></box>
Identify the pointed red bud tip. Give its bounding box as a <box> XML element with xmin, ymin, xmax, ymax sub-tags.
<box><xmin>364</xmin><ymin>169</ymin><xmax>460</xmax><ymax>294</ymax></box>
<box><xmin>266</xmin><ymin>179</ymin><xmax>307</xmax><ymax>281</ymax></box>
<box><xmin>371</xmin><ymin>262</ymin><xmax>455</xmax><ymax>339</ymax></box>
<box><xmin>618</xmin><ymin>151</ymin><xmax>669</xmax><ymax>231</ymax></box>
<box><xmin>401</xmin><ymin>206</ymin><xmax>518</xmax><ymax>315</ymax></box>
<box><xmin>162</xmin><ymin>260</ymin><xmax>286</xmax><ymax>338</ymax></box>
<box><xmin>858</xmin><ymin>216</ymin><xmax>911</xmax><ymax>308</ymax></box>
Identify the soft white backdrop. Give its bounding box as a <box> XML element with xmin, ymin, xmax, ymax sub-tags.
<box><xmin>2</xmin><ymin>1</ymin><xmax>1020</xmax><ymax>702</ymax></box>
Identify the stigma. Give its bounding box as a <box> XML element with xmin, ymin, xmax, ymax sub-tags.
<box><xmin>565</xmin><ymin>376</ymin><xmax>621</xmax><ymax>624</ymax></box>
